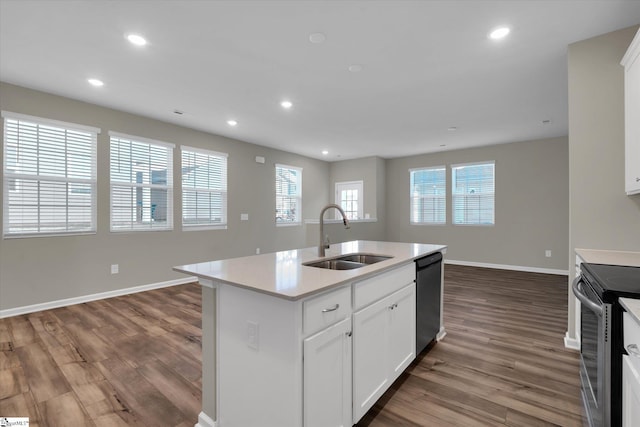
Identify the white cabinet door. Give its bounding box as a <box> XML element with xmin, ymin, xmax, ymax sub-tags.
<box><xmin>353</xmin><ymin>293</ymin><xmax>392</xmax><ymax>422</ymax></box>
<box><xmin>303</xmin><ymin>317</ymin><xmax>352</xmax><ymax>427</ymax></box>
<box><xmin>623</xmin><ymin>355</ymin><xmax>640</xmax><ymax>427</ymax></box>
<box><xmin>352</xmin><ymin>283</ymin><xmax>416</xmax><ymax>423</ymax></box>
<box><xmin>388</xmin><ymin>284</ymin><xmax>416</xmax><ymax>380</ymax></box>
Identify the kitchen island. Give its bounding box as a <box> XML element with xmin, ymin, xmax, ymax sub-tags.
<box><xmin>174</xmin><ymin>240</ymin><xmax>447</xmax><ymax>427</ymax></box>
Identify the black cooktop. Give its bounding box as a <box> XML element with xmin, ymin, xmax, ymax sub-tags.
<box><xmin>582</xmin><ymin>263</ymin><xmax>640</xmax><ymax>303</ymax></box>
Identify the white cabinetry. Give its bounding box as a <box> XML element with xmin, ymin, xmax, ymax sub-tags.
<box><xmin>304</xmin><ymin>317</ymin><xmax>352</xmax><ymax>427</ymax></box>
<box><xmin>352</xmin><ymin>264</ymin><xmax>416</xmax><ymax>423</ymax></box>
<box><xmin>621</xmin><ymin>27</ymin><xmax>640</xmax><ymax>195</ymax></box>
<box><xmin>623</xmin><ymin>311</ymin><xmax>640</xmax><ymax>427</ymax></box>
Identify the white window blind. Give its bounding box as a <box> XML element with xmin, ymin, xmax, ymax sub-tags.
<box><xmin>335</xmin><ymin>180</ymin><xmax>363</xmax><ymax>220</ymax></box>
<box><xmin>275</xmin><ymin>164</ymin><xmax>302</xmax><ymax>224</ymax></box>
<box><xmin>110</xmin><ymin>132</ymin><xmax>174</xmax><ymax>231</ymax></box>
<box><xmin>181</xmin><ymin>146</ymin><xmax>227</xmax><ymax>229</ymax></box>
<box><xmin>410</xmin><ymin>167</ymin><xmax>446</xmax><ymax>224</ymax></box>
<box><xmin>452</xmin><ymin>161</ymin><xmax>495</xmax><ymax>225</ymax></box>
<box><xmin>2</xmin><ymin>112</ymin><xmax>98</xmax><ymax>237</ymax></box>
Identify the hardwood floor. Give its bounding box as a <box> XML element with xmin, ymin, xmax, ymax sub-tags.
<box><xmin>357</xmin><ymin>265</ymin><xmax>586</xmax><ymax>427</ymax></box>
<box><xmin>0</xmin><ymin>265</ymin><xmax>586</xmax><ymax>426</ymax></box>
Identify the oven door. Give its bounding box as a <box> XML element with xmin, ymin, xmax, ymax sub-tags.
<box><xmin>573</xmin><ymin>276</ymin><xmax>611</xmax><ymax>427</ymax></box>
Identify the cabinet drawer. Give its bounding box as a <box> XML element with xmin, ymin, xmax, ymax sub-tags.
<box><xmin>624</xmin><ymin>312</ymin><xmax>640</xmax><ymax>354</ymax></box>
<box><xmin>354</xmin><ymin>263</ymin><xmax>415</xmax><ymax>311</ymax></box>
<box><xmin>303</xmin><ymin>286</ymin><xmax>351</xmax><ymax>336</ymax></box>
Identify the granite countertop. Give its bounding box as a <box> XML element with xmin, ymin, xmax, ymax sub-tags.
<box><xmin>621</xmin><ymin>298</ymin><xmax>640</xmax><ymax>325</ymax></box>
<box><xmin>173</xmin><ymin>240</ymin><xmax>447</xmax><ymax>300</ymax></box>
<box><xmin>575</xmin><ymin>248</ymin><xmax>640</xmax><ymax>267</ymax></box>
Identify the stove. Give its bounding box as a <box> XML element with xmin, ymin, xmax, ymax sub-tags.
<box><xmin>582</xmin><ymin>263</ymin><xmax>640</xmax><ymax>303</ymax></box>
<box><xmin>576</xmin><ymin>263</ymin><xmax>640</xmax><ymax>427</ymax></box>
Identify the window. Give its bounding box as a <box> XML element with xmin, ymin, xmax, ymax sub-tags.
<box><xmin>410</xmin><ymin>167</ymin><xmax>446</xmax><ymax>224</ymax></box>
<box><xmin>275</xmin><ymin>164</ymin><xmax>302</xmax><ymax>225</ymax></box>
<box><xmin>335</xmin><ymin>180</ymin><xmax>363</xmax><ymax>220</ymax></box>
<box><xmin>451</xmin><ymin>161</ymin><xmax>495</xmax><ymax>225</ymax></box>
<box><xmin>181</xmin><ymin>146</ymin><xmax>227</xmax><ymax>229</ymax></box>
<box><xmin>2</xmin><ymin>111</ymin><xmax>99</xmax><ymax>237</ymax></box>
<box><xmin>110</xmin><ymin>132</ymin><xmax>173</xmax><ymax>231</ymax></box>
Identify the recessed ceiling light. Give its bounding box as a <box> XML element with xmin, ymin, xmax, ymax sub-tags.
<box><xmin>348</xmin><ymin>64</ymin><xmax>363</xmax><ymax>73</ymax></box>
<box><xmin>126</xmin><ymin>34</ymin><xmax>147</xmax><ymax>46</ymax></box>
<box><xmin>322</xmin><ymin>150</ymin><xmax>329</xmax><ymax>155</ymax></box>
<box><xmin>447</xmin><ymin>126</ymin><xmax>457</xmax><ymax>131</ymax></box>
<box><xmin>309</xmin><ymin>32</ymin><xmax>326</xmax><ymax>44</ymax></box>
<box><xmin>489</xmin><ymin>27</ymin><xmax>510</xmax><ymax>40</ymax></box>
<box><xmin>227</xmin><ymin>120</ymin><xmax>238</xmax><ymax>127</ymax></box>
<box><xmin>173</xmin><ymin>110</ymin><xmax>184</xmax><ymax>115</ymax></box>
<box><xmin>87</xmin><ymin>78</ymin><xmax>104</xmax><ymax>87</ymax></box>
<box><xmin>281</xmin><ymin>100</ymin><xmax>293</xmax><ymax>109</ymax></box>
<box><xmin>440</xmin><ymin>144</ymin><xmax>447</xmax><ymax>147</ymax></box>
<box><xmin>542</xmin><ymin>119</ymin><xmax>552</xmax><ymax>124</ymax></box>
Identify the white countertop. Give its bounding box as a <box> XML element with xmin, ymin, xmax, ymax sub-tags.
<box><xmin>621</xmin><ymin>298</ymin><xmax>640</xmax><ymax>325</ymax></box>
<box><xmin>174</xmin><ymin>240</ymin><xmax>447</xmax><ymax>300</ymax></box>
<box><xmin>575</xmin><ymin>248</ymin><xmax>640</xmax><ymax>267</ymax></box>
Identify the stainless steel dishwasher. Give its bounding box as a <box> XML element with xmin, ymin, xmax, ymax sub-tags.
<box><xmin>415</xmin><ymin>252</ymin><xmax>443</xmax><ymax>354</ymax></box>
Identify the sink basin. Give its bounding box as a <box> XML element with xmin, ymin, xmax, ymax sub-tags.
<box><xmin>336</xmin><ymin>254</ymin><xmax>393</xmax><ymax>264</ymax></box>
<box><xmin>303</xmin><ymin>253</ymin><xmax>393</xmax><ymax>270</ymax></box>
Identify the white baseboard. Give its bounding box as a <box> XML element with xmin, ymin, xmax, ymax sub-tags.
<box><xmin>445</xmin><ymin>259</ymin><xmax>569</xmax><ymax>276</ymax></box>
<box><xmin>195</xmin><ymin>411</ymin><xmax>216</xmax><ymax>427</ymax></box>
<box><xmin>564</xmin><ymin>332</ymin><xmax>580</xmax><ymax>350</ymax></box>
<box><xmin>0</xmin><ymin>276</ymin><xmax>198</xmax><ymax>319</ymax></box>
<box><xmin>436</xmin><ymin>327</ymin><xmax>447</xmax><ymax>341</ymax></box>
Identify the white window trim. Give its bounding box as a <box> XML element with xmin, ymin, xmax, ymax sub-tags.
<box><xmin>181</xmin><ymin>145</ymin><xmax>228</xmax><ymax>231</ymax></box>
<box><xmin>451</xmin><ymin>160</ymin><xmax>495</xmax><ymax>226</ymax></box>
<box><xmin>275</xmin><ymin>163</ymin><xmax>303</xmax><ymax>226</ymax></box>
<box><xmin>409</xmin><ymin>166</ymin><xmax>446</xmax><ymax>226</ymax></box>
<box><xmin>109</xmin><ymin>133</ymin><xmax>174</xmax><ymax>232</ymax></box>
<box><xmin>335</xmin><ymin>180</ymin><xmax>364</xmax><ymax>220</ymax></box>
<box><xmin>3</xmin><ymin>111</ymin><xmax>99</xmax><ymax>238</ymax></box>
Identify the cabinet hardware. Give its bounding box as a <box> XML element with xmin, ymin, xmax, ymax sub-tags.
<box><xmin>322</xmin><ymin>304</ymin><xmax>339</xmax><ymax>313</ymax></box>
<box><xmin>636</xmin><ymin>177</ymin><xmax>640</xmax><ymax>182</ymax></box>
<box><xmin>628</xmin><ymin>343</ymin><xmax>640</xmax><ymax>357</ymax></box>
<box><xmin>345</xmin><ymin>331</ymin><xmax>352</xmax><ymax>337</ymax></box>
<box><xmin>388</xmin><ymin>303</ymin><xmax>398</xmax><ymax>310</ymax></box>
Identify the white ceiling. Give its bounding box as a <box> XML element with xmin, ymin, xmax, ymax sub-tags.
<box><xmin>1</xmin><ymin>1</ymin><xmax>640</xmax><ymax>161</ymax></box>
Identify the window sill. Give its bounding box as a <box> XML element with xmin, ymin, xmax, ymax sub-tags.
<box><xmin>183</xmin><ymin>224</ymin><xmax>227</xmax><ymax>231</ymax></box>
<box><xmin>304</xmin><ymin>218</ymin><xmax>377</xmax><ymax>224</ymax></box>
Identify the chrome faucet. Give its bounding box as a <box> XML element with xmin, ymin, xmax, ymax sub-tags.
<box><xmin>318</xmin><ymin>204</ymin><xmax>350</xmax><ymax>257</ymax></box>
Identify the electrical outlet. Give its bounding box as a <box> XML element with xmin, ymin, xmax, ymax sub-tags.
<box><xmin>545</xmin><ymin>250</ymin><xmax>552</xmax><ymax>258</ymax></box>
<box><xmin>256</xmin><ymin>248</ymin><xmax>260</xmax><ymax>255</ymax></box>
<box><xmin>111</xmin><ymin>264</ymin><xmax>119</xmax><ymax>274</ymax></box>
<box><xmin>247</xmin><ymin>321</ymin><xmax>259</xmax><ymax>350</ymax></box>
<box><xmin>241</xmin><ymin>213</ymin><xmax>249</xmax><ymax>221</ymax></box>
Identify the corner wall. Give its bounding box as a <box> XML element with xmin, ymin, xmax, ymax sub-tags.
<box><xmin>385</xmin><ymin>137</ymin><xmax>570</xmax><ymax>272</ymax></box>
<box><xmin>567</xmin><ymin>26</ymin><xmax>640</xmax><ymax>339</ymax></box>
<box><xmin>0</xmin><ymin>82</ymin><xmax>331</xmax><ymax>311</ymax></box>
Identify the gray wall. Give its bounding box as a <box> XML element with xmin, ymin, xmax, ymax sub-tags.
<box><xmin>306</xmin><ymin>156</ymin><xmax>387</xmax><ymax>246</ymax></box>
<box><xmin>385</xmin><ymin>137</ymin><xmax>570</xmax><ymax>271</ymax></box>
<box><xmin>567</xmin><ymin>26</ymin><xmax>640</xmax><ymax>338</ymax></box>
<box><xmin>0</xmin><ymin>82</ymin><xmax>332</xmax><ymax>310</ymax></box>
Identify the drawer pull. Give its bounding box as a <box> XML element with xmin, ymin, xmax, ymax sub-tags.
<box><xmin>345</xmin><ymin>331</ymin><xmax>352</xmax><ymax>337</ymax></box>
<box><xmin>628</xmin><ymin>344</ymin><xmax>640</xmax><ymax>357</ymax></box>
<box><xmin>388</xmin><ymin>303</ymin><xmax>398</xmax><ymax>310</ymax></box>
<box><xmin>322</xmin><ymin>304</ymin><xmax>339</xmax><ymax>313</ymax></box>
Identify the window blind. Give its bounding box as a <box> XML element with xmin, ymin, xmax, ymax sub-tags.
<box><xmin>410</xmin><ymin>167</ymin><xmax>446</xmax><ymax>224</ymax></box>
<box><xmin>181</xmin><ymin>146</ymin><xmax>228</xmax><ymax>229</ymax></box>
<box><xmin>275</xmin><ymin>164</ymin><xmax>302</xmax><ymax>224</ymax></box>
<box><xmin>109</xmin><ymin>133</ymin><xmax>173</xmax><ymax>231</ymax></box>
<box><xmin>2</xmin><ymin>112</ymin><xmax>98</xmax><ymax>237</ymax></box>
<box><xmin>452</xmin><ymin>161</ymin><xmax>495</xmax><ymax>225</ymax></box>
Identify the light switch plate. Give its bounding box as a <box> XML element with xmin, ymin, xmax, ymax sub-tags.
<box><xmin>241</xmin><ymin>213</ymin><xmax>249</xmax><ymax>221</ymax></box>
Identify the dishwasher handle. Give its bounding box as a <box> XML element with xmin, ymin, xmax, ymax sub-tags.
<box><xmin>416</xmin><ymin>252</ymin><xmax>443</xmax><ymax>270</ymax></box>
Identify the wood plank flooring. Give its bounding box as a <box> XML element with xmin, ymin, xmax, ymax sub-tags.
<box><xmin>357</xmin><ymin>265</ymin><xmax>586</xmax><ymax>427</ymax></box>
<box><xmin>0</xmin><ymin>265</ymin><xmax>586</xmax><ymax>426</ymax></box>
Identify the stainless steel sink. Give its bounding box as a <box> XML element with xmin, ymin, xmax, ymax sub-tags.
<box><xmin>303</xmin><ymin>253</ymin><xmax>393</xmax><ymax>270</ymax></box>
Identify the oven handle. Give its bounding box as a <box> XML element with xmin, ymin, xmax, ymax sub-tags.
<box><xmin>572</xmin><ymin>276</ymin><xmax>603</xmax><ymax>316</ymax></box>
